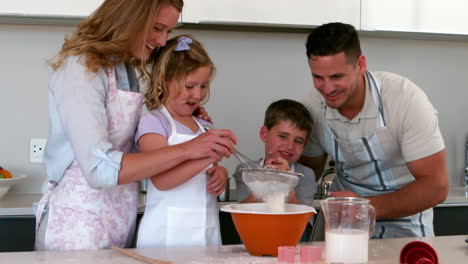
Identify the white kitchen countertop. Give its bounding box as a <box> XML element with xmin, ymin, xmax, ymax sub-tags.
<box><xmin>1</xmin><ymin>186</ymin><xmax>467</xmax><ymax>216</ymax></box>
<box><xmin>0</xmin><ymin>235</ymin><xmax>466</xmax><ymax>263</ymax></box>
<box><xmin>0</xmin><ymin>193</ymin><xmax>39</xmax><ymax>216</ymax></box>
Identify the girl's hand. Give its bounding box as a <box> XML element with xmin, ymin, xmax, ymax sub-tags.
<box><xmin>264</xmin><ymin>156</ymin><xmax>290</xmax><ymax>171</ymax></box>
<box><xmin>206</xmin><ymin>166</ymin><xmax>228</xmax><ymax>196</ymax></box>
<box><xmin>193</xmin><ymin>106</ymin><xmax>213</xmax><ymax>124</ymax></box>
<box><xmin>185</xmin><ymin>129</ymin><xmax>237</xmax><ymax>162</ymax></box>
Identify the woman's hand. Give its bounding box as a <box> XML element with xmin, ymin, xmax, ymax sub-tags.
<box><xmin>184</xmin><ymin>129</ymin><xmax>237</xmax><ymax>162</ymax></box>
<box><xmin>193</xmin><ymin>106</ymin><xmax>212</xmax><ymax>124</ymax></box>
<box><xmin>264</xmin><ymin>156</ymin><xmax>290</xmax><ymax>171</ymax></box>
<box><xmin>206</xmin><ymin>166</ymin><xmax>228</xmax><ymax>196</ymax></box>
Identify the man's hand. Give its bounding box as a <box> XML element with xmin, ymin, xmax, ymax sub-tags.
<box><xmin>330</xmin><ymin>151</ymin><xmax>448</xmax><ymax>219</ymax></box>
<box><xmin>206</xmin><ymin>166</ymin><xmax>228</xmax><ymax>196</ymax></box>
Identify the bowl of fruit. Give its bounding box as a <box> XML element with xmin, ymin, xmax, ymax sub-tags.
<box><xmin>0</xmin><ymin>167</ymin><xmax>27</xmax><ymax>199</ymax></box>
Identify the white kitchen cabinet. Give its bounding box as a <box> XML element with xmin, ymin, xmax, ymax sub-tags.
<box><xmin>182</xmin><ymin>0</ymin><xmax>360</xmax><ymax>28</ymax></box>
<box><xmin>1</xmin><ymin>0</ymin><xmax>103</xmax><ymax>17</ymax></box>
<box><xmin>361</xmin><ymin>0</ymin><xmax>468</xmax><ymax>35</ymax></box>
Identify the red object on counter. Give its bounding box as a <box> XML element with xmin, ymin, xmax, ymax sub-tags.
<box><xmin>400</xmin><ymin>241</ymin><xmax>438</xmax><ymax>264</ymax></box>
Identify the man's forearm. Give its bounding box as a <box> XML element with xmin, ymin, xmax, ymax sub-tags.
<box><xmin>369</xmin><ymin>177</ymin><xmax>448</xmax><ymax>219</ymax></box>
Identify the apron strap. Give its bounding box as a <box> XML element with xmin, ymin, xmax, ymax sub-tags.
<box><xmin>365</xmin><ymin>71</ymin><xmax>386</xmax><ymax>127</ymax></box>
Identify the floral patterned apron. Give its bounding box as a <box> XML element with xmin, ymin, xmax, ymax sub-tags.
<box><xmin>35</xmin><ymin>67</ymin><xmax>144</xmax><ymax>250</ymax></box>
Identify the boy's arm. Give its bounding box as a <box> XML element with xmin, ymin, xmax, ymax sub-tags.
<box><xmin>299</xmin><ymin>154</ymin><xmax>327</xmax><ymax>181</ymax></box>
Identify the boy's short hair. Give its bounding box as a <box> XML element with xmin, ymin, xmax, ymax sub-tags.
<box><xmin>264</xmin><ymin>99</ymin><xmax>313</xmax><ymax>137</ymax></box>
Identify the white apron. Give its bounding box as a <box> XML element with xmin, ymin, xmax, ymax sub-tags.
<box><xmin>323</xmin><ymin>71</ymin><xmax>433</xmax><ymax>239</ymax></box>
<box><xmin>35</xmin><ymin>67</ymin><xmax>144</xmax><ymax>250</ymax></box>
<box><xmin>136</xmin><ymin>106</ymin><xmax>221</xmax><ymax>248</ymax></box>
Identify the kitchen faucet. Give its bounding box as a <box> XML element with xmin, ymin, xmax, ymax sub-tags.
<box><xmin>315</xmin><ymin>160</ymin><xmax>336</xmax><ymax>200</ymax></box>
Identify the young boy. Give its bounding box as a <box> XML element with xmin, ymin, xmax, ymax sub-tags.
<box><xmin>234</xmin><ymin>99</ymin><xmax>317</xmax><ymax>206</ymax></box>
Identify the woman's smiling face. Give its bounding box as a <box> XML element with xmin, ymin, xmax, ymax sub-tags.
<box><xmin>130</xmin><ymin>3</ymin><xmax>180</xmax><ymax>61</ymax></box>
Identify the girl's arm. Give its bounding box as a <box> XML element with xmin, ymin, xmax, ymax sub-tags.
<box><xmin>129</xmin><ymin>132</ymin><xmax>227</xmax><ymax>189</ymax></box>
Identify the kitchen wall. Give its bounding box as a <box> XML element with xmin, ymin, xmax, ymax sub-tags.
<box><xmin>1</xmin><ymin>23</ymin><xmax>468</xmax><ymax>193</ymax></box>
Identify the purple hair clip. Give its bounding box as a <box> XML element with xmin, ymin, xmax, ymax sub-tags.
<box><xmin>174</xmin><ymin>36</ymin><xmax>193</xmax><ymax>52</ymax></box>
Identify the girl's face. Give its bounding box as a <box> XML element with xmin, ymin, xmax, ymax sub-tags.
<box><xmin>131</xmin><ymin>3</ymin><xmax>180</xmax><ymax>61</ymax></box>
<box><xmin>165</xmin><ymin>66</ymin><xmax>212</xmax><ymax>118</ymax></box>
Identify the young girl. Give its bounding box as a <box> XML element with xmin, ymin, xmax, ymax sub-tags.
<box><xmin>136</xmin><ymin>35</ymin><xmax>231</xmax><ymax>248</ymax></box>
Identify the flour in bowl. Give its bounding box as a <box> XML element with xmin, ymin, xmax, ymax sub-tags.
<box><xmin>247</xmin><ymin>181</ymin><xmax>289</xmax><ymax>212</ymax></box>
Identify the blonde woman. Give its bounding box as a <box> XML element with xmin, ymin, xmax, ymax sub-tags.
<box><xmin>35</xmin><ymin>0</ymin><xmax>236</xmax><ymax>251</ymax></box>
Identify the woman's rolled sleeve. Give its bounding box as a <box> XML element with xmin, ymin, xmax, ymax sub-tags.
<box><xmin>90</xmin><ymin>147</ymin><xmax>123</xmax><ymax>188</ymax></box>
<box><xmin>52</xmin><ymin>56</ymin><xmax>123</xmax><ymax>189</ymax></box>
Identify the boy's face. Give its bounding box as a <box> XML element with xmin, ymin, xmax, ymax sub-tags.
<box><xmin>260</xmin><ymin>120</ymin><xmax>308</xmax><ymax>165</ymax></box>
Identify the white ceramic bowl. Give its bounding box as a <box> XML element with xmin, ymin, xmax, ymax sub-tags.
<box><xmin>0</xmin><ymin>173</ymin><xmax>27</xmax><ymax>199</ymax></box>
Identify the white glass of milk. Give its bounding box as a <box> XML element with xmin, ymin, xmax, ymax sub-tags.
<box><xmin>320</xmin><ymin>197</ymin><xmax>376</xmax><ymax>264</ymax></box>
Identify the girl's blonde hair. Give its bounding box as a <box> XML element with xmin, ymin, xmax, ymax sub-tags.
<box><xmin>145</xmin><ymin>34</ymin><xmax>215</xmax><ymax>111</ymax></box>
<box><xmin>49</xmin><ymin>0</ymin><xmax>183</xmax><ymax>81</ymax></box>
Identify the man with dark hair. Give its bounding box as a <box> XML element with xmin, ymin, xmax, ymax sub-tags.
<box><xmin>301</xmin><ymin>22</ymin><xmax>448</xmax><ymax>238</ymax></box>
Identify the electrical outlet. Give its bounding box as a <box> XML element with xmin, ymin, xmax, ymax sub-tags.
<box><xmin>30</xmin><ymin>138</ymin><xmax>47</xmax><ymax>163</ymax></box>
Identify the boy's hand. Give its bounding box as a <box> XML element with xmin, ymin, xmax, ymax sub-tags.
<box><xmin>286</xmin><ymin>189</ymin><xmax>300</xmax><ymax>204</ymax></box>
<box><xmin>264</xmin><ymin>156</ymin><xmax>290</xmax><ymax>171</ymax></box>
<box><xmin>206</xmin><ymin>166</ymin><xmax>228</xmax><ymax>196</ymax></box>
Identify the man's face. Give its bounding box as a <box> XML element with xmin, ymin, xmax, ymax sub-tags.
<box><xmin>308</xmin><ymin>52</ymin><xmax>366</xmax><ymax>111</ymax></box>
<box><xmin>260</xmin><ymin>120</ymin><xmax>308</xmax><ymax>165</ymax></box>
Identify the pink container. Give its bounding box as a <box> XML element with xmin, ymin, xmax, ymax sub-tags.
<box><xmin>278</xmin><ymin>246</ymin><xmax>296</xmax><ymax>263</ymax></box>
<box><xmin>300</xmin><ymin>246</ymin><xmax>322</xmax><ymax>263</ymax></box>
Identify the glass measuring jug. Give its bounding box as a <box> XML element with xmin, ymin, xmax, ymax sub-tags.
<box><xmin>320</xmin><ymin>197</ymin><xmax>376</xmax><ymax>264</ymax></box>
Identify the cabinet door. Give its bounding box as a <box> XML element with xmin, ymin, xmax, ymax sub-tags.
<box><xmin>0</xmin><ymin>216</ymin><xmax>35</xmax><ymax>252</ymax></box>
<box><xmin>182</xmin><ymin>0</ymin><xmax>360</xmax><ymax>28</ymax></box>
<box><xmin>1</xmin><ymin>0</ymin><xmax>103</xmax><ymax>17</ymax></box>
<box><xmin>361</xmin><ymin>0</ymin><xmax>468</xmax><ymax>35</ymax></box>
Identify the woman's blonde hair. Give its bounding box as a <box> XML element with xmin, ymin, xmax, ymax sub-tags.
<box><xmin>145</xmin><ymin>34</ymin><xmax>215</xmax><ymax>111</ymax></box>
<box><xmin>49</xmin><ymin>0</ymin><xmax>183</xmax><ymax>78</ymax></box>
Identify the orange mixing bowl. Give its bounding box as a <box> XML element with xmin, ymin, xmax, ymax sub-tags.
<box><xmin>220</xmin><ymin>203</ymin><xmax>316</xmax><ymax>256</ymax></box>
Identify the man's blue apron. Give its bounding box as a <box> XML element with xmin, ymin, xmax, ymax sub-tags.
<box><xmin>322</xmin><ymin>71</ymin><xmax>433</xmax><ymax>239</ymax></box>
